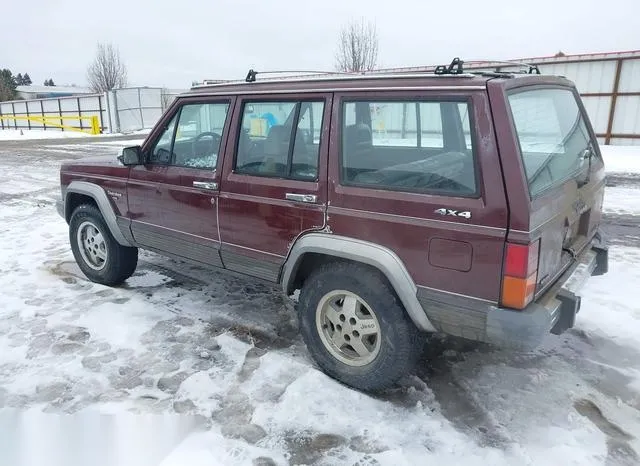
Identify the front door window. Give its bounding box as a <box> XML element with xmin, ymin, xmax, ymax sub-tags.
<box><xmin>149</xmin><ymin>102</ymin><xmax>230</xmax><ymax>169</ymax></box>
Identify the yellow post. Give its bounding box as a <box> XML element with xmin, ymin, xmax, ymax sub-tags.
<box><xmin>90</xmin><ymin>116</ymin><xmax>100</xmax><ymax>135</ymax></box>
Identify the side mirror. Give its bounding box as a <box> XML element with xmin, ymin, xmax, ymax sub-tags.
<box><xmin>118</xmin><ymin>146</ymin><xmax>143</xmax><ymax>165</ymax></box>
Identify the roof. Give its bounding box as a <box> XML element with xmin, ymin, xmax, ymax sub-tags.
<box><xmin>185</xmin><ymin>72</ymin><xmax>493</xmax><ymax>96</ymax></box>
<box><xmin>16</xmin><ymin>85</ymin><xmax>94</xmax><ymax>94</ymax></box>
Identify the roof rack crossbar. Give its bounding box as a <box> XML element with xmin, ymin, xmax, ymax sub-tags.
<box><xmin>245</xmin><ymin>69</ymin><xmax>355</xmax><ymax>83</ymax></box>
<box><xmin>466</xmin><ymin>59</ymin><xmax>541</xmax><ymax>74</ymax></box>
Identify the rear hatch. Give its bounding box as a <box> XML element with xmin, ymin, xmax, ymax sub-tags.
<box><xmin>492</xmin><ymin>80</ymin><xmax>605</xmax><ymax>307</ymax></box>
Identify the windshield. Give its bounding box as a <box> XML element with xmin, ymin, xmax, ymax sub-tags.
<box><xmin>508</xmin><ymin>88</ymin><xmax>595</xmax><ymax>197</ymax></box>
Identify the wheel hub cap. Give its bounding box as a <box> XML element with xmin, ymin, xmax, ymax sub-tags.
<box><xmin>316</xmin><ymin>290</ymin><xmax>381</xmax><ymax>366</ymax></box>
<box><xmin>77</xmin><ymin>221</ymin><xmax>107</xmax><ymax>271</ymax></box>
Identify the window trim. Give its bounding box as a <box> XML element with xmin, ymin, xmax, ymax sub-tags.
<box><xmin>338</xmin><ymin>96</ymin><xmax>481</xmax><ymax>199</ymax></box>
<box><xmin>505</xmin><ymin>85</ymin><xmax>597</xmax><ymax>200</ymax></box>
<box><xmin>232</xmin><ymin>98</ymin><xmax>326</xmax><ymax>182</ymax></box>
<box><xmin>145</xmin><ymin>98</ymin><xmax>232</xmax><ymax>170</ymax></box>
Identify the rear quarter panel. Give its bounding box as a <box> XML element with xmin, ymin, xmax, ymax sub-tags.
<box><xmin>327</xmin><ymin>89</ymin><xmax>509</xmax><ymax>302</ymax></box>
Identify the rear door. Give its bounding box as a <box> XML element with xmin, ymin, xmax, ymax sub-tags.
<box><xmin>217</xmin><ymin>94</ymin><xmax>331</xmax><ymax>281</ymax></box>
<box><xmin>489</xmin><ymin>79</ymin><xmax>606</xmax><ymax>297</ymax></box>
<box><xmin>327</xmin><ymin>89</ymin><xmax>509</xmax><ymax>303</ymax></box>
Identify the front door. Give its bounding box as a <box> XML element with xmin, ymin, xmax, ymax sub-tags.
<box><xmin>127</xmin><ymin>98</ymin><xmax>233</xmax><ymax>267</ymax></box>
<box><xmin>217</xmin><ymin>95</ymin><xmax>331</xmax><ymax>281</ymax></box>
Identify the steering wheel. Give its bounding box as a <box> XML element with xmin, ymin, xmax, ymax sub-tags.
<box><xmin>192</xmin><ymin>132</ymin><xmax>221</xmax><ymax>157</ymax></box>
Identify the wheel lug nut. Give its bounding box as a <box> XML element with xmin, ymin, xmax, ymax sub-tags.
<box><xmin>349</xmin><ymin>318</ymin><xmax>357</xmax><ymax>325</ymax></box>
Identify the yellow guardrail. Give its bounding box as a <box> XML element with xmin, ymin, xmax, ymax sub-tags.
<box><xmin>0</xmin><ymin>115</ymin><xmax>100</xmax><ymax>135</ymax></box>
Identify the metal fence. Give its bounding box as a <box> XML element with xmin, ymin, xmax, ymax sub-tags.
<box><xmin>0</xmin><ymin>94</ymin><xmax>107</xmax><ymax>133</ymax></box>
<box><xmin>0</xmin><ymin>87</ymin><xmax>187</xmax><ymax>135</ymax></box>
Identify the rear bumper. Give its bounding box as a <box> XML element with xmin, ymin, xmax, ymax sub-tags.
<box><xmin>418</xmin><ymin>231</ymin><xmax>608</xmax><ymax>351</ymax></box>
<box><xmin>485</xmin><ymin>232</ymin><xmax>608</xmax><ymax>350</ymax></box>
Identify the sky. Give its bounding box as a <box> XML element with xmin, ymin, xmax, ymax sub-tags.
<box><xmin>2</xmin><ymin>0</ymin><xmax>639</xmax><ymax>90</ymax></box>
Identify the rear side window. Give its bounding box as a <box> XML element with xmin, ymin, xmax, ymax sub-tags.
<box><xmin>508</xmin><ymin>88</ymin><xmax>596</xmax><ymax>197</ymax></box>
<box><xmin>340</xmin><ymin>100</ymin><xmax>477</xmax><ymax>196</ymax></box>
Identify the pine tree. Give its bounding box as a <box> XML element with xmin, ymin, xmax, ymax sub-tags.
<box><xmin>15</xmin><ymin>73</ymin><xmax>23</xmax><ymax>85</ymax></box>
<box><xmin>22</xmin><ymin>73</ymin><xmax>32</xmax><ymax>85</ymax></box>
<box><xmin>48</xmin><ymin>78</ymin><xmax>55</xmax><ymax>86</ymax></box>
<box><xmin>0</xmin><ymin>69</ymin><xmax>17</xmax><ymax>101</ymax></box>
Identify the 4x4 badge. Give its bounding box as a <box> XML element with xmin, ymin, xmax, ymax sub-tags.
<box><xmin>434</xmin><ymin>208</ymin><xmax>471</xmax><ymax>219</ymax></box>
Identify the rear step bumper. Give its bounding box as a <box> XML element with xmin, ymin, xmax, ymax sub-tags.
<box><xmin>485</xmin><ymin>231</ymin><xmax>608</xmax><ymax>350</ymax></box>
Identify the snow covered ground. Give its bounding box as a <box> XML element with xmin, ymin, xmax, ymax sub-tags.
<box><xmin>601</xmin><ymin>145</ymin><xmax>640</xmax><ymax>176</ymax></box>
<box><xmin>0</xmin><ymin>138</ymin><xmax>639</xmax><ymax>465</ymax></box>
<box><xmin>0</xmin><ymin>129</ymin><xmax>150</xmax><ymax>141</ymax></box>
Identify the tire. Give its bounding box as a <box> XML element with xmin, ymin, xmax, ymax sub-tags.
<box><xmin>69</xmin><ymin>204</ymin><xmax>138</xmax><ymax>286</ymax></box>
<box><xmin>297</xmin><ymin>261</ymin><xmax>423</xmax><ymax>391</ymax></box>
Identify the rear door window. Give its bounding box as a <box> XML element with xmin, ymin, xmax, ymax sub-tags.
<box><xmin>340</xmin><ymin>99</ymin><xmax>477</xmax><ymax>196</ymax></box>
<box><xmin>235</xmin><ymin>100</ymin><xmax>325</xmax><ymax>180</ymax></box>
<box><xmin>507</xmin><ymin>88</ymin><xmax>597</xmax><ymax>197</ymax></box>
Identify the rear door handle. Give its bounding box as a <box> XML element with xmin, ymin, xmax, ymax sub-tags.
<box><xmin>193</xmin><ymin>181</ymin><xmax>218</xmax><ymax>191</ymax></box>
<box><xmin>285</xmin><ymin>193</ymin><xmax>317</xmax><ymax>203</ymax></box>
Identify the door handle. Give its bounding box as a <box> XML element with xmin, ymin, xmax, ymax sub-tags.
<box><xmin>193</xmin><ymin>181</ymin><xmax>218</xmax><ymax>191</ymax></box>
<box><xmin>285</xmin><ymin>193</ymin><xmax>317</xmax><ymax>203</ymax></box>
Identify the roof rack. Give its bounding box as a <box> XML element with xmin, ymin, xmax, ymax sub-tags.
<box><xmin>190</xmin><ymin>58</ymin><xmax>495</xmax><ymax>90</ymax></box>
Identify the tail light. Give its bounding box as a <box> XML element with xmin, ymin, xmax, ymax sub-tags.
<box><xmin>500</xmin><ymin>241</ymin><xmax>540</xmax><ymax>309</ymax></box>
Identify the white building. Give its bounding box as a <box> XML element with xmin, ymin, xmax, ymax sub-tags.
<box><xmin>16</xmin><ymin>85</ymin><xmax>94</xmax><ymax>100</ymax></box>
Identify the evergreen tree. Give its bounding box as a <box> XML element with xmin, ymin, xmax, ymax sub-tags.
<box><xmin>48</xmin><ymin>78</ymin><xmax>55</xmax><ymax>86</ymax></box>
<box><xmin>0</xmin><ymin>69</ymin><xmax>17</xmax><ymax>101</ymax></box>
<box><xmin>15</xmin><ymin>73</ymin><xmax>23</xmax><ymax>85</ymax></box>
<box><xmin>22</xmin><ymin>73</ymin><xmax>32</xmax><ymax>85</ymax></box>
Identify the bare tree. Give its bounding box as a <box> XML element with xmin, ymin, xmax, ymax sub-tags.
<box><xmin>335</xmin><ymin>18</ymin><xmax>379</xmax><ymax>72</ymax></box>
<box><xmin>87</xmin><ymin>42</ymin><xmax>128</xmax><ymax>93</ymax></box>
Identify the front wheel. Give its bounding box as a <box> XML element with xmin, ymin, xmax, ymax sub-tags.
<box><xmin>297</xmin><ymin>261</ymin><xmax>423</xmax><ymax>391</ymax></box>
<box><xmin>69</xmin><ymin>204</ymin><xmax>138</xmax><ymax>286</ymax></box>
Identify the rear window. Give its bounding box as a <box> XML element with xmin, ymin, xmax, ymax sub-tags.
<box><xmin>508</xmin><ymin>88</ymin><xmax>596</xmax><ymax>197</ymax></box>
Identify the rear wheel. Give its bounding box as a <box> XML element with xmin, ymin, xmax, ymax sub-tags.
<box><xmin>297</xmin><ymin>261</ymin><xmax>423</xmax><ymax>391</ymax></box>
<box><xmin>69</xmin><ymin>204</ymin><xmax>138</xmax><ymax>286</ymax></box>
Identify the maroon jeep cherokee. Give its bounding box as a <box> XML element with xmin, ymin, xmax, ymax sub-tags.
<box><xmin>57</xmin><ymin>62</ymin><xmax>608</xmax><ymax>391</ymax></box>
